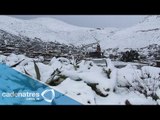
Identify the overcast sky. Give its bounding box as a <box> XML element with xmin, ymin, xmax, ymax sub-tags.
<box><xmin>10</xmin><ymin>15</ymin><xmax>146</xmax><ymax>28</ymax></box>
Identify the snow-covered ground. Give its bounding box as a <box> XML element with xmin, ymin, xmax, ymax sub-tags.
<box><xmin>1</xmin><ymin>54</ymin><xmax>160</xmax><ymax>105</ymax></box>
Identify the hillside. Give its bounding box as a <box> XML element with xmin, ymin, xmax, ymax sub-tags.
<box><xmin>101</xmin><ymin>16</ymin><xmax>160</xmax><ymax>49</ymax></box>
<box><xmin>0</xmin><ymin>16</ymin><xmax>118</xmax><ymax>46</ymax></box>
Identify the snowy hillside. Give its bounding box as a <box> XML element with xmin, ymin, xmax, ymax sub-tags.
<box><xmin>0</xmin><ymin>15</ymin><xmax>160</xmax><ymax>50</ymax></box>
<box><xmin>0</xmin><ymin>16</ymin><xmax>118</xmax><ymax>46</ymax></box>
<box><xmin>1</xmin><ymin>15</ymin><xmax>160</xmax><ymax>49</ymax></box>
<box><xmin>101</xmin><ymin>16</ymin><xmax>160</xmax><ymax>49</ymax></box>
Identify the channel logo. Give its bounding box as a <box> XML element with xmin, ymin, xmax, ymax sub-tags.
<box><xmin>41</xmin><ymin>89</ymin><xmax>55</xmax><ymax>103</ymax></box>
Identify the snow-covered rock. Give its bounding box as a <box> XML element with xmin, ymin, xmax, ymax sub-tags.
<box><xmin>53</xmin><ymin>78</ymin><xmax>96</xmax><ymax>105</ymax></box>
<box><xmin>117</xmin><ymin>64</ymin><xmax>142</xmax><ymax>87</ymax></box>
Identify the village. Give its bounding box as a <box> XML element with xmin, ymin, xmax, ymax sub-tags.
<box><xmin>1</xmin><ymin>29</ymin><xmax>160</xmax><ymax>69</ymax></box>
<box><xmin>0</xmin><ymin>29</ymin><xmax>86</xmax><ymax>63</ymax></box>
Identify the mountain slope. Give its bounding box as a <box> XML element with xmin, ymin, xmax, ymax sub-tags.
<box><xmin>0</xmin><ymin>16</ymin><xmax>118</xmax><ymax>46</ymax></box>
<box><xmin>0</xmin><ymin>15</ymin><xmax>160</xmax><ymax>49</ymax></box>
<box><xmin>101</xmin><ymin>16</ymin><xmax>160</xmax><ymax>49</ymax></box>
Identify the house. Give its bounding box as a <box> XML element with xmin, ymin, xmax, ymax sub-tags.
<box><xmin>86</xmin><ymin>43</ymin><xmax>102</xmax><ymax>58</ymax></box>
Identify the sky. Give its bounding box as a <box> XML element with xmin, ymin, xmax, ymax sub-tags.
<box><xmin>11</xmin><ymin>15</ymin><xmax>146</xmax><ymax>28</ymax></box>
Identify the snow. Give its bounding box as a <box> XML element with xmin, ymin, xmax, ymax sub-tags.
<box><xmin>0</xmin><ymin>15</ymin><xmax>118</xmax><ymax>47</ymax></box>
<box><xmin>30</xmin><ymin>17</ymin><xmax>90</xmax><ymax>31</ymax></box>
<box><xmin>1</xmin><ymin>53</ymin><xmax>160</xmax><ymax>105</ymax></box>
<box><xmin>49</xmin><ymin>57</ymin><xmax>63</xmax><ymax>69</ymax></box>
<box><xmin>142</xmin><ymin>66</ymin><xmax>160</xmax><ymax>79</ymax></box>
<box><xmin>117</xmin><ymin>64</ymin><xmax>142</xmax><ymax>86</ymax></box>
<box><xmin>61</xmin><ymin>70</ymin><xmax>80</xmax><ymax>81</ymax></box>
<box><xmin>1</xmin><ymin>15</ymin><xmax>160</xmax><ymax>105</ymax></box>
<box><xmin>101</xmin><ymin>16</ymin><xmax>160</xmax><ymax>49</ymax></box>
<box><xmin>0</xmin><ymin>55</ymin><xmax>6</xmax><ymax>63</ymax></box>
<box><xmin>95</xmin><ymin>92</ymin><xmax>157</xmax><ymax>105</ymax></box>
<box><xmin>53</xmin><ymin>78</ymin><xmax>96</xmax><ymax>105</ymax></box>
<box><xmin>1</xmin><ymin>15</ymin><xmax>160</xmax><ymax>49</ymax></box>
